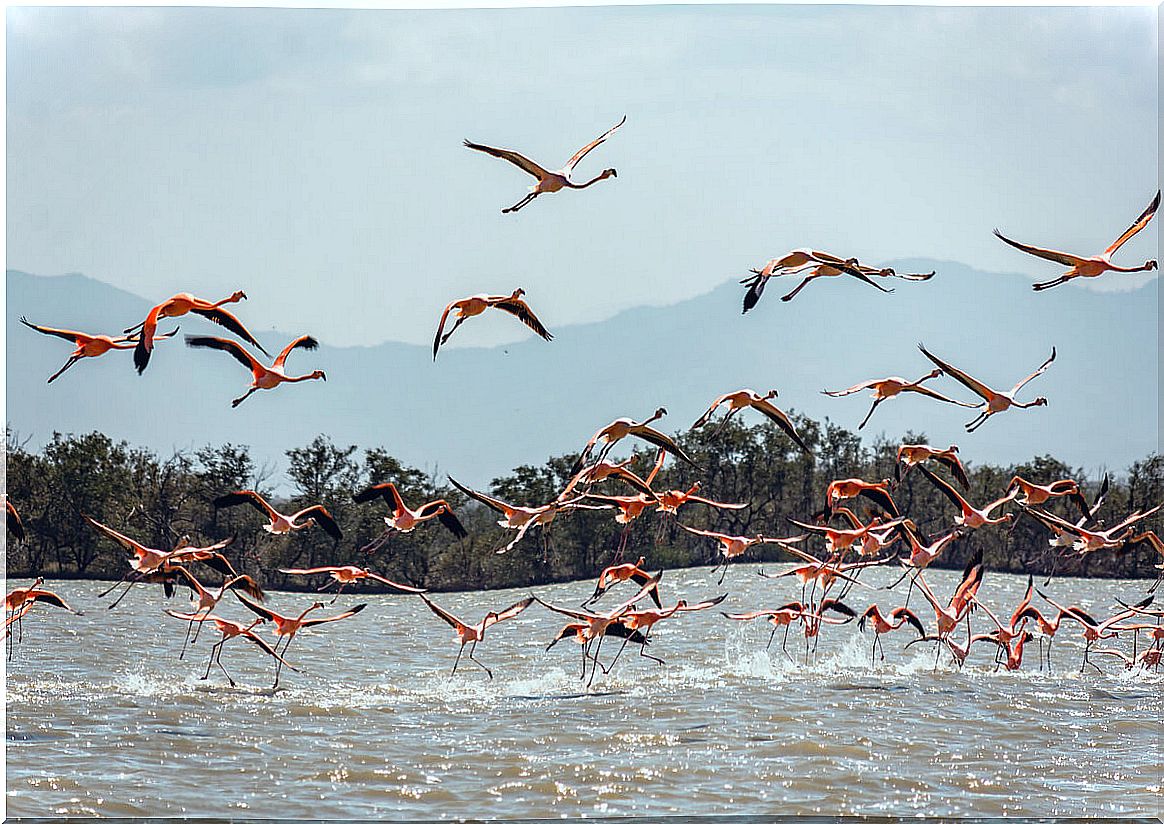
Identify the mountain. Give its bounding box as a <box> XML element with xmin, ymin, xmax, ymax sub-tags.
<box><xmin>6</xmin><ymin>265</ymin><xmax>1158</xmax><ymax>490</ymax></box>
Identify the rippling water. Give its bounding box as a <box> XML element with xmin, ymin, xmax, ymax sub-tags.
<box><xmin>5</xmin><ymin>565</ymin><xmax>1162</xmax><ymax>818</ymax></box>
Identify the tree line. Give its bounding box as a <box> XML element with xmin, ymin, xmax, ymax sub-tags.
<box><xmin>5</xmin><ymin>418</ymin><xmax>1162</xmax><ymax>592</ymax></box>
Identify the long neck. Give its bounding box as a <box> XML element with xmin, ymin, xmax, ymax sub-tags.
<box><xmin>1106</xmin><ymin>262</ymin><xmax>1155</xmax><ymax>273</ymax></box>
<box><xmin>288</xmin><ymin>373</ymin><xmax>320</xmax><ymax>383</ymax></box>
<box><xmin>570</xmin><ymin>173</ymin><xmax>609</xmax><ymax>189</ymax></box>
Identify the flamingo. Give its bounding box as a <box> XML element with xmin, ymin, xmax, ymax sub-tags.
<box><xmin>82</xmin><ymin>515</ymin><xmax>238</xmax><ymax>608</ymax></box>
<box><xmin>1120</xmin><ymin>531</ymin><xmax>1164</xmax><ymax>590</ymax></box>
<box><xmin>722</xmin><ymin>602</ymin><xmax>811</xmax><ymax>659</ymax></box>
<box><xmin>976</xmin><ymin>630</ymin><xmax>1036</xmax><ymax>671</ymax></box>
<box><xmin>655</xmin><ymin>482</ymin><xmax>749</xmax><ymax>516</ymax></box>
<box><xmin>917</xmin><ymin>342</ymin><xmax>1055</xmax><ymax>431</ymax></box>
<box><xmin>586</xmin><ymin>556</ymin><xmax>662</xmax><ymax>608</ymax></box>
<box><xmin>786</xmin><ymin>513</ymin><xmax>906</xmax><ymax>555</ymax></box>
<box><xmin>464</xmin><ymin>115</ymin><xmax>624</xmax><ymax>213</ymax></box>
<box><xmin>432</xmin><ymin>288</ymin><xmax>553</xmax><ymax>359</ymax></box>
<box><xmin>908</xmin><ymin>549</ymin><xmax>985</xmax><ymax>641</ymax></box>
<box><xmin>419</xmin><ymin>594</ymin><xmax>535</xmax><ymax>678</ymax></box>
<box><xmin>605</xmin><ymin>593</ymin><xmax>729</xmax><ymax>669</ymax></box>
<box><xmin>279</xmin><ymin>566</ymin><xmax>426</xmax><ymax>602</ymax></box>
<box><xmin>1021</xmin><ymin>504</ymin><xmax>1162</xmax><ymax>555</ymax></box>
<box><xmin>213</xmin><ymin>489</ymin><xmax>343</xmax><ymax>543</ymax></box>
<box><xmin>817</xmin><ymin>478</ymin><xmax>900</xmax><ymax>520</ymax></box>
<box><xmin>857</xmin><ymin>604</ymin><xmax>927</xmax><ymax>664</ymax></box>
<box><xmin>691</xmin><ymin>388</ymin><xmax>814</xmax><ymax>454</ymax></box>
<box><xmin>7</xmin><ymin>500</ymin><xmax>26</xmax><ymax>542</ymax></box>
<box><xmin>1091</xmin><ymin>646</ymin><xmax>1162</xmax><ymax>673</ymax></box>
<box><xmin>1006</xmin><ymin>475</ymin><xmax>1090</xmax><ymax>516</ymax></box>
<box><xmin>546</xmin><ymin>622</ymin><xmax>650</xmax><ymax>679</ymax></box>
<box><xmin>570</xmin><ymin>408</ymin><xmax>698</xmax><ymax>476</ymax></box>
<box><xmin>447</xmin><ymin>476</ymin><xmax>600</xmax><ymax>555</ymax></box>
<box><xmin>739</xmin><ymin>249</ymin><xmax>894</xmax><ymax>311</ymax></box>
<box><xmin>533</xmin><ymin>571</ymin><xmax>662</xmax><ymax>685</ymax></box>
<box><xmin>127</xmin><ymin>290</ymin><xmax>267</xmax><ymax>373</ymax></box>
<box><xmin>569</xmin><ymin>457</ymin><xmax>659</xmax><ymax>500</ymax></box>
<box><xmin>823</xmin><ymin>370</ymin><xmax>978</xmax><ymax>430</ymax></box>
<box><xmin>966</xmin><ymin>577</ymin><xmax>1034</xmax><ymax>664</ymax></box>
<box><xmin>5</xmin><ymin>578</ymin><xmax>82</xmax><ymax>658</ymax></box>
<box><xmin>167</xmin><ymin>565</ymin><xmax>266</xmax><ymax>659</ymax></box>
<box><xmin>1013</xmin><ymin>605</ymin><xmax>1065</xmax><ymax>672</ymax></box>
<box><xmin>895</xmin><ymin>443</ymin><xmax>970</xmax><ymax>489</ymax></box>
<box><xmin>20</xmin><ymin>317</ymin><xmax>180</xmax><ymax>383</ymax></box>
<box><xmin>1035</xmin><ymin>590</ymin><xmax>1153</xmax><ymax>673</ymax></box>
<box><xmin>164</xmin><ymin>612</ymin><xmax>299</xmax><ymax>688</ymax></box>
<box><xmin>676</xmin><ymin>522</ymin><xmax>806</xmax><ymax>584</ymax></box>
<box><xmin>994</xmin><ymin>190</ymin><xmax>1160</xmax><ymax>291</ymax></box>
<box><xmin>914</xmin><ymin>463</ymin><xmax>1016</xmax><ymax>529</ymax></box>
<box><xmin>236</xmin><ymin>596</ymin><xmax>368</xmax><ymax>687</ymax></box>
<box><xmin>186</xmin><ymin>334</ymin><xmax>325</xmax><ymax>407</ymax></box>
<box><xmin>353</xmin><ymin>482</ymin><xmax>468</xmax><ymax>545</ymax></box>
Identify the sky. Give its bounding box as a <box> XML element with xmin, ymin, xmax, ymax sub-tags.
<box><xmin>6</xmin><ymin>4</ymin><xmax>1159</xmax><ymax>353</ymax></box>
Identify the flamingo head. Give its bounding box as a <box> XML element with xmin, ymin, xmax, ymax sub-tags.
<box><xmin>229</xmin><ymin>290</ymin><xmax>248</xmax><ymax>303</ymax></box>
<box><xmin>1147</xmin><ymin>259</ymin><xmax>1159</xmax><ymax>271</ymax></box>
<box><xmin>925</xmin><ymin>368</ymin><xmax>942</xmax><ymax>380</ymax></box>
<box><xmin>878</xmin><ymin>267</ymin><xmax>896</xmax><ymax>277</ymax></box>
<box><xmin>601</xmin><ymin>168</ymin><xmax>617</xmax><ymax>179</ymax></box>
<box><xmin>511</xmin><ymin>287</ymin><xmax>526</xmax><ymax>299</ymax></box>
<box><xmin>948</xmin><ymin>444</ymin><xmax>959</xmax><ymax>452</ymax></box>
<box><xmin>651</xmin><ymin>406</ymin><xmax>667</xmax><ymax>420</ymax></box>
<box><xmin>1033</xmin><ymin>396</ymin><xmax>1049</xmax><ymax>407</ymax></box>
<box><xmin>764</xmin><ymin>389</ymin><xmax>779</xmax><ymax>400</ymax></box>
<box><xmin>311</xmin><ymin>370</ymin><xmax>327</xmax><ymax>382</ymax></box>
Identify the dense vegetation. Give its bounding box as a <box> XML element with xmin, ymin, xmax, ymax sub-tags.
<box><xmin>5</xmin><ymin>419</ymin><xmax>1162</xmax><ymax>592</ymax></box>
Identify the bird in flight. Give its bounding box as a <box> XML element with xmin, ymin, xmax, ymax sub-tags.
<box><xmin>20</xmin><ymin>316</ymin><xmax>180</xmax><ymax>383</ymax></box>
<box><xmin>917</xmin><ymin>342</ymin><xmax>1055</xmax><ymax>432</ymax></box>
<box><xmin>432</xmin><ymin>289</ymin><xmax>552</xmax><ymax>360</ymax></box>
<box><xmin>186</xmin><ymin>334</ymin><xmax>326</xmax><ymax>407</ymax></box>
<box><xmin>994</xmin><ymin>190</ymin><xmax>1160</xmax><ymax>291</ymax></box>
<box><xmin>127</xmin><ymin>291</ymin><xmax>267</xmax><ymax>373</ymax></box>
<box><xmin>464</xmin><ymin>116</ymin><xmax>625</xmax><ymax>213</ymax></box>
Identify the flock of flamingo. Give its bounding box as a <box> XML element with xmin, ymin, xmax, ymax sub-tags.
<box><xmin>6</xmin><ymin>117</ymin><xmax>1164</xmax><ymax>689</ymax></box>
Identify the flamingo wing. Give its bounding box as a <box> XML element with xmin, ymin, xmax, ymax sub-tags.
<box><xmin>992</xmin><ymin>229</ymin><xmax>1089</xmax><ymax>268</ymax></box>
<box><xmin>752</xmin><ymin>399</ymin><xmax>813</xmax><ymax>455</ymax></box>
<box><xmin>432</xmin><ymin>301</ymin><xmax>458</xmax><ymax>360</ymax></box>
<box><xmin>364</xmin><ymin>571</ymin><xmax>427</xmax><ymax>594</ymax></box>
<box><xmin>27</xmin><ymin>590</ymin><xmax>82</xmax><ymax>613</ymax></box>
<box><xmin>81</xmin><ymin>514</ymin><xmax>149</xmax><ymax>554</ymax></box>
<box><xmin>858</xmin><ymin>486</ymin><xmax>900</xmax><ymax>517</ymax></box>
<box><xmin>190</xmin><ymin>306</ymin><xmax>269</xmax><ymax>356</ymax></box>
<box><xmin>935</xmin><ymin>453</ymin><xmax>971</xmax><ymax>489</ymax></box>
<box><xmin>273</xmin><ymin>335</ymin><xmax>318</xmax><ymax>369</ymax></box>
<box><xmin>1009</xmin><ymin>348</ymin><xmax>1056</xmax><ymax>395</ymax></box>
<box><xmin>630</xmin><ymin>426</ymin><xmax>699</xmax><ymax>469</ymax></box>
<box><xmin>564</xmin><ymin>115</ymin><xmax>626</xmax><ymax>174</ymax></box>
<box><xmin>7</xmin><ymin>500</ymin><xmax>26</xmax><ymax>542</ymax></box>
<box><xmin>279</xmin><ymin>566</ymin><xmax>345</xmax><ymax>575</ymax></box>
<box><xmin>903</xmin><ymin>383</ymin><xmax>982</xmax><ymax>408</ymax></box>
<box><xmin>1104</xmin><ymin>190</ymin><xmax>1161</xmax><ymax>257</ymax></box>
<box><xmin>448</xmin><ymin>476</ymin><xmax>512</xmax><ymax>516</ymax></box>
<box><xmin>463</xmin><ymin>139</ymin><xmax>551</xmax><ymax>180</ymax></box>
<box><xmin>916</xmin><ymin>343</ymin><xmax>995</xmax><ymax>402</ymax></box>
<box><xmin>213</xmin><ymin>490</ymin><xmax>279</xmax><ymax>520</ymax></box>
<box><xmin>692</xmin><ymin>394</ymin><xmax>730</xmax><ymax>429</ymax></box>
<box><xmin>295</xmin><ymin>505</ymin><xmax>344</xmax><ymax>542</ymax></box>
<box><xmin>420</xmin><ymin>594</ymin><xmax>468</xmax><ymax>631</ymax></box>
<box><xmin>491</xmin><ymin>298</ymin><xmax>553</xmax><ymax>341</ymax></box>
<box><xmin>19</xmin><ymin>317</ymin><xmax>87</xmax><ymax>344</ymax></box>
<box><xmin>420</xmin><ymin>502</ymin><xmax>469</xmax><ymax>539</ymax></box>
<box><xmin>299</xmin><ymin>603</ymin><xmax>368</xmax><ymax>628</ymax></box>
<box><xmin>482</xmin><ymin>595</ymin><xmax>536</xmax><ymax>630</ymax></box>
<box><xmin>677</xmin><ymin>592</ymin><xmax>729</xmax><ymax>612</ymax></box>
<box><xmin>822</xmin><ymin>379</ymin><xmax>881</xmax><ymax>397</ymax></box>
<box><xmin>186</xmin><ymin>335</ymin><xmax>263</xmax><ymax>373</ymax></box>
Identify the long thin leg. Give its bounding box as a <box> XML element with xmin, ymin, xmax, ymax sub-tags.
<box><xmin>780</xmin><ymin>623</ymin><xmax>793</xmax><ymax>662</ymax></box>
<box><xmin>467</xmin><ymin>640</ymin><xmax>492</xmax><ymax>679</ymax></box>
<box><xmin>766</xmin><ymin>624</ymin><xmax>778</xmax><ymax>650</ymax></box>
<box><xmin>231</xmin><ymin>387</ymin><xmax>260</xmax><ymax>408</ymax></box>
<box><xmin>1032</xmin><ymin>275</ymin><xmax>1072</xmax><ymax>292</ymax></box>
<box><xmin>587</xmin><ymin>634</ymin><xmax>606</xmax><ymax>688</ymax></box>
<box><xmin>780</xmin><ymin>276</ymin><xmax>817</xmax><ymax>302</ymax></box>
<box><xmin>966</xmin><ymin>412</ymin><xmax>992</xmax><ymax>433</ymax></box>
<box><xmin>216</xmin><ymin>646</ymin><xmax>237</xmax><ymax>688</ymax></box>
<box><xmin>202</xmin><ymin>639</ymin><xmax>224</xmax><ymax>680</ymax></box>
<box><xmin>98</xmin><ymin>572</ymin><xmax>135</xmax><ymax>599</ymax></box>
<box><xmin>638</xmin><ymin>628</ymin><xmax>665</xmax><ymax>666</ymax></box>
<box><xmin>47</xmin><ymin>356</ymin><xmax>83</xmax><ymax>384</ymax></box>
<box><xmin>273</xmin><ymin>635</ymin><xmax>295</xmax><ymax>688</ymax></box>
<box><xmin>502</xmin><ymin>192</ymin><xmax>538</xmax><ymax>214</ymax></box>
<box><xmin>451</xmin><ymin>643</ymin><xmax>465</xmax><ymax>676</ymax></box>
<box><xmin>858</xmin><ymin>398</ymin><xmax>884</xmax><ymax>431</ymax></box>
<box><xmin>107</xmin><ymin>576</ymin><xmax>143</xmax><ymax>609</ymax></box>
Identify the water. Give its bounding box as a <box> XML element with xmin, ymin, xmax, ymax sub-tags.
<box><xmin>5</xmin><ymin>565</ymin><xmax>1162</xmax><ymax>818</ymax></box>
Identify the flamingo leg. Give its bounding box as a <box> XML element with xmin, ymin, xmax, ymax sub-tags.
<box><xmin>766</xmin><ymin>624</ymin><xmax>779</xmax><ymax>650</ymax></box>
<box><xmin>202</xmin><ymin>639</ymin><xmax>224</xmax><ymax>680</ymax></box>
<box><xmin>1032</xmin><ymin>275</ymin><xmax>1072</xmax><ymax>292</ymax></box>
<box><xmin>858</xmin><ymin>398</ymin><xmax>884</xmax><ymax>431</ymax></box>
<box><xmin>451</xmin><ymin>642</ymin><xmax>465</xmax><ymax>676</ymax></box>
<box><xmin>231</xmin><ymin>387</ymin><xmax>259</xmax><ymax>408</ymax></box>
<box><xmin>273</xmin><ymin>634</ymin><xmax>295</xmax><ymax>688</ymax></box>
<box><xmin>965</xmin><ymin>411</ymin><xmax>993</xmax><ymax>433</ymax></box>
<box><xmin>216</xmin><ymin>645</ymin><xmax>237</xmax><ymax>688</ymax></box>
<box><xmin>106</xmin><ymin>575</ymin><xmax>143</xmax><ymax>610</ymax></box>
<box><xmin>587</xmin><ymin>633</ymin><xmax>607</xmax><ymax>688</ymax></box>
<box><xmin>467</xmin><ymin>640</ymin><xmax>492</xmax><ymax>679</ymax></box>
<box><xmin>780</xmin><ymin>623</ymin><xmax>793</xmax><ymax>662</ymax></box>
<box><xmin>47</xmin><ymin>355</ymin><xmax>83</xmax><ymax>384</ymax></box>
<box><xmin>780</xmin><ymin>276</ymin><xmax>817</xmax><ymax>302</ymax></box>
<box><xmin>502</xmin><ymin>192</ymin><xmax>538</xmax><ymax>214</ymax></box>
<box><xmin>638</xmin><ymin>627</ymin><xmax>665</xmax><ymax>666</ymax></box>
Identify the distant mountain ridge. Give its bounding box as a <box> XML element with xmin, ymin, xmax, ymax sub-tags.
<box><xmin>6</xmin><ymin>266</ymin><xmax>1158</xmax><ymax>491</ymax></box>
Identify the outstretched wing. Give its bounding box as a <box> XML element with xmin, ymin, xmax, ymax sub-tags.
<box><xmin>631</xmin><ymin>425</ymin><xmax>699</xmax><ymax>469</ymax></box>
<box><xmin>295</xmin><ymin>505</ymin><xmax>344</xmax><ymax>542</ymax></box>
<box><xmin>993</xmin><ymin>229</ymin><xmax>1088</xmax><ymax>268</ymax></box>
<box><xmin>190</xmin><ymin>306</ymin><xmax>270</xmax><ymax>356</ymax></box>
<box><xmin>917</xmin><ymin>343</ymin><xmax>993</xmax><ymax>402</ymax></box>
<box><xmin>353</xmin><ymin>482</ymin><xmax>405</xmax><ymax>514</ymax></box>
<box><xmin>915</xmin><ymin>464</ymin><xmax>969</xmax><ymax>513</ymax></box>
<box><xmin>213</xmin><ymin>490</ymin><xmax>279</xmax><ymax>520</ymax></box>
<box><xmin>420</xmin><ymin>594</ymin><xmax>467</xmax><ymax>630</ymax></box>
<box><xmin>1009</xmin><ymin>348</ymin><xmax>1056</xmax><ymax>395</ymax></box>
<box><xmin>752</xmin><ymin>399</ymin><xmax>813</xmax><ymax>455</ymax></box>
<box><xmin>903</xmin><ymin>384</ymin><xmax>981</xmax><ymax>408</ymax></box>
<box><xmin>19</xmin><ymin>316</ymin><xmax>84</xmax><ymax>344</ymax></box>
<box><xmin>300</xmin><ymin>603</ymin><xmax>368</xmax><ymax>628</ymax></box>
<box><xmin>365</xmin><ymin>571</ymin><xmax>428</xmax><ymax>594</ymax></box>
<box><xmin>432</xmin><ymin>300</ymin><xmax>457</xmax><ymax>360</ymax></box>
<box><xmin>822</xmin><ymin>379</ymin><xmax>881</xmax><ymax>397</ymax></box>
<box><xmin>564</xmin><ymin>115</ymin><xmax>626</xmax><ymax>173</ymax></box>
<box><xmin>692</xmin><ymin>394</ymin><xmax>730</xmax><ymax>429</ymax></box>
<box><xmin>274</xmin><ymin>335</ymin><xmax>318</xmax><ymax>369</ymax></box>
<box><xmin>186</xmin><ymin>335</ymin><xmax>262</xmax><ymax>373</ymax></box>
<box><xmin>1105</xmin><ymin>190</ymin><xmax>1161</xmax><ymax>257</ymax></box>
<box><xmin>492</xmin><ymin>297</ymin><xmax>553</xmax><ymax>342</ymax></box>
<box><xmin>418</xmin><ymin>501</ymin><xmax>469</xmax><ymax>539</ymax></box>
<box><xmin>7</xmin><ymin>500</ymin><xmax>26</xmax><ymax>542</ymax></box>
<box><xmin>82</xmin><ymin>514</ymin><xmax>148</xmax><ymax>554</ymax></box>
<box><xmin>447</xmin><ymin>476</ymin><xmax>512</xmax><ymax>516</ymax></box>
<box><xmin>482</xmin><ymin>595</ymin><xmax>536</xmax><ymax>630</ymax></box>
<box><xmin>935</xmin><ymin>452</ymin><xmax>971</xmax><ymax>489</ymax></box>
<box><xmin>463</xmin><ymin>139</ymin><xmax>551</xmax><ymax>180</ymax></box>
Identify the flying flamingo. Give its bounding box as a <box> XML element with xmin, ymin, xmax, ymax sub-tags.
<box><xmin>127</xmin><ymin>290</ymin><xmax>267</xmax><ymax>373</ymax></box>
<box><xmin>278</xmin><ymin>566</ymin><xmax>426</xmax><ymax>602</ymax></box>
<box><xmin>917</xmin><ymin>342</ymin><xmax>1055</xmax><ymax>431</ymax></box>
<box><xmin>785</xmin><ymin>513</ymin><xmax>906</xmax><ymax>556</ymax></box>
<box><xmin>1035</xmin><ymin>590</ymin><xmax>1153</xmax><ymax>673</ymax></box>
<box><xmin>895</xmin><ymin>443</ymin><xmax>970</xmax><ymax>489</ymax></box>
<box><xmin>976</xmin><ymin>630</ymin><xmax>1036</xmax><ymax>671</ymax></box>
<box><xmin>569</xmin><ymin>457</ymin><xmax>659</xmax><ymax>499</ymax></box>
<box><xmin>1012</xmin><ymin>605</ymin><xmax>1065</xmax><ymax>672</ymax></box>
<box><xmin>432</xmin><ymin>288</ymin><xmax>553</xmax><ymax>359</ymax></box>
<box><xmin>654</xmin><ymin>482</ymin><xmax>749</xmax><ymax>516</ymax></box>
<box><xmin>167</xmin><ymin>565</ymin><xmax>266</xmax><ymax>658</ymax></box>
<box><xmin>857</xmin><ymin>604</ymin><xmax>927</xmax><ymax>664</ymax></box>
<box><xmin>546</xmin><ymin>622</ymin><xmax>650</xmax><ymax>679</ymax></box>
<box><xmin>1006</xmin><ymin>475</ymin><xmax>1090</xmax><ymax>516</ymax></box>
<box><xmin>738</xmin><ymin>249</ymin><xmax>895</xmax><ymax>310</ymax></box>
<box><xmin>447</xmin><ymin>476</ymin><xmax>602</xmax><ymax>555</ymax></box>
<box><xmin>236</xmin><ymin>597</ymin><xmax>368</xmax><ymax>687</ymax></box>
<box><xmin>7</xmin><ymin>500</ymin><xmax>25</xmax><ymax>542</ymax></box>
<box><xmin>570</xmin><ymin>408</ymin><xmax>698</xmax><ymax>476</ymax></box>
<box><xmin>676</xmin><ymin>522</ymin><xmax>805</xmax><ymax>584</ymax></box>
<box><xmin>20</xmin><ymin>316</ymin><xmax>180</xmax><ymax>383</ymax></box>
<box><xmin>5</xmin><ymin>578</ymin><xmax>82</xmax><ymax>658</ymax></box>
<box><xmin>419</xmin><ymin>594</ymin><xmax>535</xmax><ymax>678</ymax></box>
<box><xmin>82</xmin><ymin>515</ymin><xmax>238</xmax><ymax>608</ymax></box>
<box><xmin>817</xmin><ymin>478</ymin><xmax>900</xmax><ymax>521</ymax></box>
<box><xmin>915</xmin><ymin>463</ymin><xmax>1016</xmax><ymax>529</ymax></box>
<box><xmin>691</xmin><ymin>389</ymin><xmax>813</xmax><ymax>454</ymax></box>
<box><xmin>1020</xmin><ymin>504</ymin><xmax>1162</xmax><ymax>555</ymax></box>
<box><xmin>722</xmin><ymin>601</ymin><xmax>810</xmax><ymax>659</ymax></box>
<box><xmin>907</xmin><ymin>549</ymin><xmax>985</xmax><ymax>643</ymax></box>
<box><xmin>994</xmin><ymin>190</ymin><xmax>1160</xmax><ymax>291</ymax></box>
<box><xmin>605</xmin><ymin>593</ymin><xmax>729</xmax><ymax>669</ymax></box>
<box><xmin>164</xmin><ymin>611</ymin><xmax>299</xmax><ymax>688</ymax></box>
<box><xmin>464</xmin><ymin>115</ymin><xmax>625</xmax><ymax>213</ymax></box>
<box><xmin>213</xmin><ymin>489</ymin><xmax>343</xmax><ymax>542</ymax></box>
<box><xmin>353</xmin><ymin>482</ymin><xmax>468</xmax><ymax>548</ymax></box>
<box><xmin>186</xmin><ymin>334</ymin><xmax>325</xmax><ymax>407</ymax></box>
<box><xmin>586</xmin><ymin>556</ymin><xmax>662</xmax><ymax>608</ymax></box>
<box><xmin>823</xmin><ymin>370</ymin><xmax>978</xmax><ymax>430</ymax></box>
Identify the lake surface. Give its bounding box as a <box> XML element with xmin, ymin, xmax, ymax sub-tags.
<box><xmin>5</xmin><ymin>565</ymin><xmax>1162</xmax><ymax>818</ymax></box>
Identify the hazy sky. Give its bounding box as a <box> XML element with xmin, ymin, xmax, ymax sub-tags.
<box><xmin>7</xmin><ymin>4</ymin><xmax>1159</xmax><ymax>350</ymax></box>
